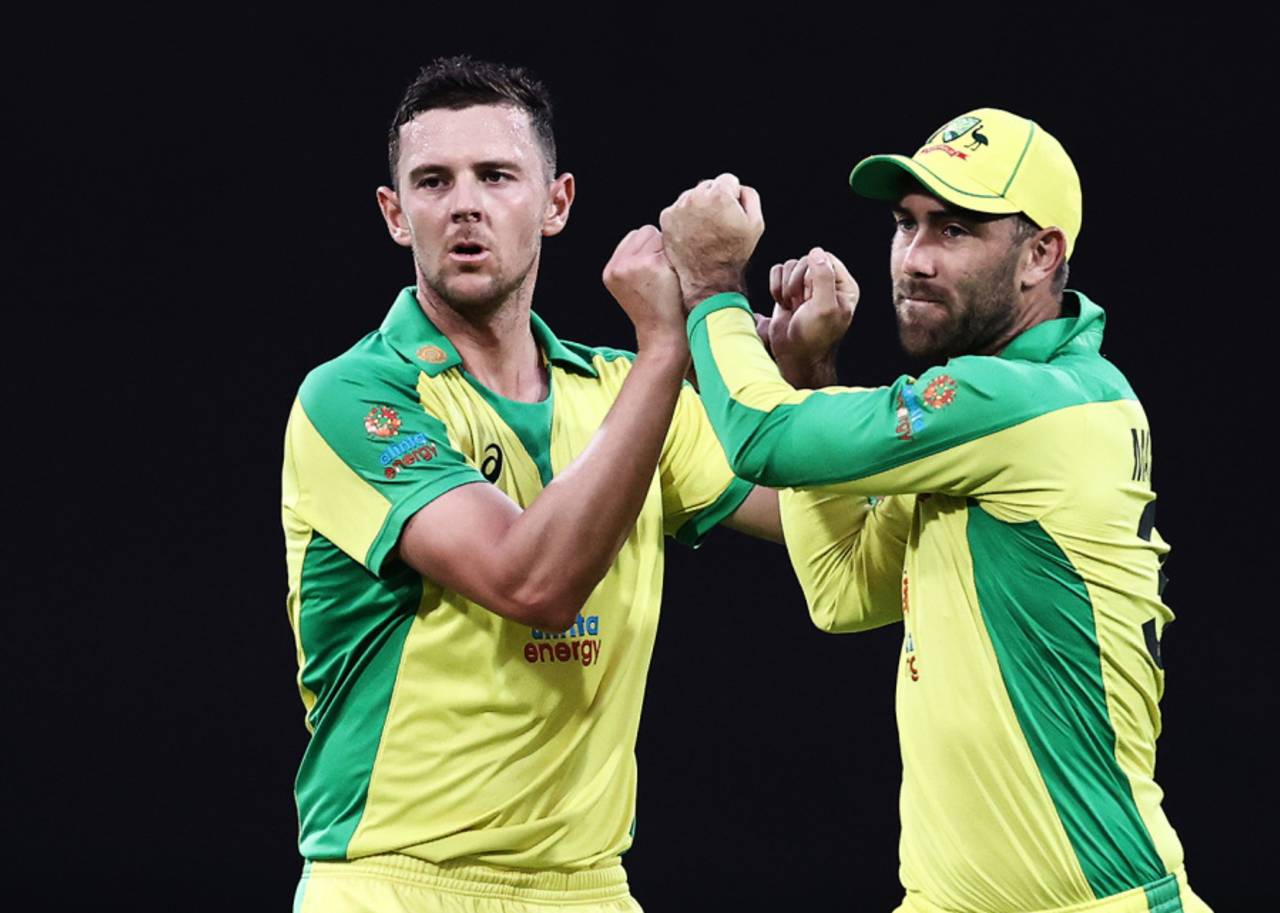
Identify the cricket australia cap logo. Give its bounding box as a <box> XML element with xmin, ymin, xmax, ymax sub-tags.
<box><xmin>364</xmin><ymin>405</ymin><xmax>402</xmax><ymax>438</ymax></box>
<box><xmin>920</xmin><ymin>116</ymin><xmax>989</xmax><ymax>158</ymax></box>
<box><xmin>936</xmin><ymin>115</ymin><xmax>981</xmax><ymax>144</ymax></box>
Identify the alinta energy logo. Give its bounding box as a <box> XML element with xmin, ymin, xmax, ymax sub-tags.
<box><xmin>525</xmin><ymin>614</ymin><xmax>602</xmax><ymax>668</ymax></box>
<box><xmin>364</xmin><ymin>405</ymin><xmax>439</xmax><ymax>479</ymax></box>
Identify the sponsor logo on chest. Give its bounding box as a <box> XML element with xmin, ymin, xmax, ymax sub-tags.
<box><xmin>525</xmin><ymin>614</ymin><xmax>602</xmax><ymax>668</ymax></box>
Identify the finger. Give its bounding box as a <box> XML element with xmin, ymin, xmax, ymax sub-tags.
<box><xmin>769</xmin><ymin>263</ymin><xmax>783</xmax><ymax>305</ymax></box>
<box><xmin>632</xmin><ymin>224</ymin><xmax>663</xmax><ymax>253</ymax></box>
<box><xmin>826</xmin><ymin>251</ymin><xmax>861</xmax><ymax>314</ymax></box>
<box><xmin>754</xmin><ymin>313</ymin><xmax>772</xmax><ymax>346</ymax></box>
<box><xmin>776</xmin><ymin>259</ymin><xmax>798</xmax><ymax>310</ymax></box>
<box><xmin>738</xmin><ymin>184</ymin><xmax>763</xmax><ymax>226</ymax></box>
<box><xmin>610</xmin><ymin>228</ymin><xmax>640</xmax><ymax>259</ymax></box>
<box><xmin>807</xmin><ymin>247</ymin><xmax>838</xmax><ymax>310</ymax></box>
<box><xmin>784</xmin><ymin>258</ymin><xmax>810</xmax><ymax>308</ymax></box>
<box><xmin>711</xmin><ymin>172</ymin><xmax>741</xmax><ymax>199</ymax></box>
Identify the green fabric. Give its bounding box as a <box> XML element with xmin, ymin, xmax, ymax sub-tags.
<box><xmin>295</xmin><ymin>534</ymin><xmax>420</xmax><ymax>859</ymax></box>
<box><xmin>686</xmin><ymin>291</ymin><xmax>1136</xmax><ymax>489</ymax></box>
<box><xmin>966</xmin><ymin>504</ymin><xmax>1166</xmax><ymax>898</ymax></box>
<box><xmin>1143</xmin><ymin>874</ymin><xmax>1184</xmax><ymax>912</ymax></box>
<box><xmin>464</xmin><ymin>375</ymin><xmax>555</xmax><ymax>487</ymax></box>
<box><xmin>673</xmin><ymin>475</ymin><xmax>753</xmax><ymax>547</ymax></box>
<box><xmin>298</xmin><ymin>338</ymin><xmax>490</xmax><ymax>572</ymax></box>
<box><xmin>379</xmin><ymin>286</ymin><xmax>598</xmax><ymax>378</ymax></box>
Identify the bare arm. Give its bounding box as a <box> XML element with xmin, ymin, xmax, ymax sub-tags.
<box><xmin>721</xmin><ymin>485</ymin><xmax>785</xmax><ymax>543</ymax></box>
<box><xmin>398</xmin><ymin>226</ymin><xmax>689</xmax><ymax>632</ymax></box>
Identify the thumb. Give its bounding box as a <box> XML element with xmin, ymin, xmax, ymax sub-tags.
<box><xmin>808</xmin><ymin>248</ymin><xmax>837</xmax><ymax>311</ymax></box>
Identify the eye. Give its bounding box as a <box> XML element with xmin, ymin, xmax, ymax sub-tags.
<box><xmin>941</xmin><ymin>223</ymin><xmax>969</xmax><ymax>239</ymax></box>
<box><xmin>894</xmin><ymin>216</ymin><xmax>916</xmax><ymax>234</ymax></box>
<box><xmin>416</xmin><ymin>174</ymin><xmax>445</xmax><ymax>190</ymax></box>
<box><xmin>481</xmin><ymin>170</ymin><xmax>511</xmax><ymax>183</ymax></box>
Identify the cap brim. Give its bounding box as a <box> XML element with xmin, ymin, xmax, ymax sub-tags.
<box><xmin>849</xmin><ymin>154</ymin><xmax>1019</xmax><ymax>216</ymax></box>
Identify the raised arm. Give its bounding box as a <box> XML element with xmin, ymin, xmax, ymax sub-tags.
<box><xmin>396</xmin><ymin>226</ymin><xmax>690</xmax><ymax>631</ymax></box>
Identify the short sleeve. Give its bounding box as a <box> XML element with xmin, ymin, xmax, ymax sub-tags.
<box><xmin>659</xmin><ymin>382</ymin><xmax>753</xmax><ymax>547</ymax></box>
<box><xmin>282</xmin><ymin>354</ymin><xmax>487</xmax><ymax>573</ymax></box>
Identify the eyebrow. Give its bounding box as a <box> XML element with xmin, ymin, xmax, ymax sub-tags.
<box><xmin>892</xmin><ymin>205</ymin><xmax>996</xmax><ymax>226</ymax></box>
<box><xmin>406</xmin><ymin>159</ymin><xmax>525</xmax><ymax>183</ymax></box>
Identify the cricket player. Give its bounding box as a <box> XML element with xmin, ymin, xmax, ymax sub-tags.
<box><xmin>281</xmin><ymin>57</ymin><xmax>779</xmax><ymax>913</ymax></box>
<box><xmin>657</xmin><ymin>111</ymin><xmax>1211</xmax><ymax>913</ymax></box>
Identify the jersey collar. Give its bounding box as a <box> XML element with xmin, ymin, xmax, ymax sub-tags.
<box><xmin>996</xmin><ymin>291</ymin><xmax>1106</xmax><ymax>364</ymax></box>
<box><xmin>380</xmin><ymin>286</ymin><xmax>598</xmax><ymax>378</ymax></box>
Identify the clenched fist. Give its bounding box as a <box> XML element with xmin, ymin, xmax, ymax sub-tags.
<box><xmin>602</xmin><ymin>225</ymin><xmax>688</xmax><ymax>352</ymax></box>
<box><xmin>757</xmin><ymin>247</ymin><xmax>859</xmax><ymax>388</ymax></box>
<box><xmin>659</xmin><ymin>173</ymin><xmax>765</xmax><ymax>311</ymax></box>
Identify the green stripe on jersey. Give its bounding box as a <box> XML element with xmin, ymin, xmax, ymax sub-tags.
<box><xmin>966</xmin><ymin>503</ymin><xmax>1166</xmax><ymax>898</ymax></box>
<box><xmin>1144</xmin><ymin>874</ymin><xmax>1184</xmax><ymax>912</ymax></box>
<box><xmin>464</xmin><ymin>376</ymin><xmax>554</xmax><ymax>487</ymax></box>
<box><xmin>673</xmin><ymin>475</ymin><xmax>753</xmax><ymax>547</ymax></box>
<box><xmin>295</xmin><ymin>534</ymin><xmax>420</xmax><ymax>859</ymax></box>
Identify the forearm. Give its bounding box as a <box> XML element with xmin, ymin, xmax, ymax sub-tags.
<box><xmin>496</xmin><ymin>343</ymin><xmax>688</xmax><ymax>625</ymax></box>
<box><xmin>781</xmin><ymin>487</ymin><xmax>909</xmax><ymax>633</ymax></box>
<box><xmin>689</xmin><ymin>294</ymin><xmax>844</xmax><ymax>487</ymax></box>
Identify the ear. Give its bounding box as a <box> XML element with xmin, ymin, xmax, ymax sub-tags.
<box><xmin>1020</xmin><ymin>226</ymin><xmax>1067</xmax><ymax>292</ymax></box>
<box><xmin>542</xmin><ymin>172</ymin><xmax>575</xmax><ymax>237</ymax></box>
<box><xmin>376</xmin><ymin>185</ymin><xmax>413</xmax><ymax>248</ymax></box>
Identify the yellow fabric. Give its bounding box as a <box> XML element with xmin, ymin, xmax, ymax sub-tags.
<box><xmin>850</xmin><ymin>107</ymin><xmax>1083</xmax><ymax>258</ymax></box>
<box><xmin>295</xmin><ymin>855</ymin><xmax>641</xmax><ymax>913</ymax></box>
<box><xmin>691</xmin><ymin>296</ymin><xmax>1202</xmax><ymax>912</ymax></box>
<box><xmin>283</xmin><ymin>294</ymin><xmax>747</xmax><ymax>871</ymax></box>
<box><xmin>892</xmin><ymin>867</ymin><xmax>1211</xmax><ymax>913</ymax></box>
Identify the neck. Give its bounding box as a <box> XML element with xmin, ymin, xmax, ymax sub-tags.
<box><xmin>982</xmin><ymin>289</ymin><xmax>1064</xmax><ymax>356</ymax></box>
<box><xmin>415</xmin><ymin>271</ymin><xmax>548</xmax><ymax>403</ymax></box>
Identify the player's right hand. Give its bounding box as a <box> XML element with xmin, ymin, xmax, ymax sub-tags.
<box><xmin>602</xmin><ymin>225</ymin><xmax>688</xmax><ymax>352</ymax></box>
<box><xmin>659</xmin><ymin>173</ymin><xmax>765</xmax><ymax>310</ymax></box>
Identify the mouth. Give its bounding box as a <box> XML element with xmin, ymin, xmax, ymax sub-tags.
<box><xmin>448</xmin><ymin>241</ymin><xmax>490</xmax><ymax>264</ymax></box>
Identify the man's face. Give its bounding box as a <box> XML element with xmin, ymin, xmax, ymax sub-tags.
<box><xmin>378</xmin><ymin>104</ymin><xmax>571</xmax><ymax>314</ymax></box>
<box><xmin>890</xmin><ymin>190</ymin><xmax>1026</xmax><ymax>361</ymax></box>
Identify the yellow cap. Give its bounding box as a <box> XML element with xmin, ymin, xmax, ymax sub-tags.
<box><xmin>848</xmin><ymin>108</ymin><xmax>1082</xmax><ymax>259</ymax></box>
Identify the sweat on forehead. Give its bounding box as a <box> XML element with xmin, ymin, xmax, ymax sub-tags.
<box><xmin>393</xmin><ymin>104</ymin><xmax>554</xmax><ymax>184</ymax></box>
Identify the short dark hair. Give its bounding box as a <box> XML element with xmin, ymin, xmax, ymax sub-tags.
<box><xmin>1011</xmin><ymin>213</ymin><xmax>1069</xmax><ymax>297</ymax></box>
<box><xmin>387</xmin><ymin>56</ymin><xmax>557</xmax><ymax>187</ymax></box>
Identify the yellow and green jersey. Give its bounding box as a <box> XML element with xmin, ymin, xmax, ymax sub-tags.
<box><xmin>687</xmin><ymin>291</ymin><xmax>1208</xmax><ymax>913</ymax></box>
<box><xmin>281</xmin><ymin>287</ymin><xmax>750</xmax><ymax>870</ymax></box>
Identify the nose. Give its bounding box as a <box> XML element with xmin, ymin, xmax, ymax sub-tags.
<box><xmin>899</xmin><ymin>231</ymin><xmax>936</xmax><ymax>279</ymax></box>
<box><xmin>449</xmin><ymin>175</ymin><xmax>483</xmax><ymax>224</ymax></box>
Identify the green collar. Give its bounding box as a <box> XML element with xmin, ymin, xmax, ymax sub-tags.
<box><xmin>380</xmin><ymin>286</ymin><xmax>598</xmax><ymax>378</ymax></box>
<box><xmin>996</xmin><ymin>291</ymin><xmax>1106</xmax><ymax>364</ymax></box>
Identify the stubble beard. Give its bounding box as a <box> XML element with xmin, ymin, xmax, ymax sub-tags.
<box><xmin>417</xmin><ymin>245</ymin><xmax>540</xmax><ymax>321</ymax></box>
<box><xmin>893</xmin><ymin>247</ymin><xmax>1021</xmax><ymax>362</ymax></box>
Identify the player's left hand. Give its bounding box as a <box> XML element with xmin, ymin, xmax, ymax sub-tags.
<box><xmin>757</xmin><ymin>247</ymin><xmax>858</xmax><ymax>387</ymax></box>
<box><xmin>659</xmin><ymin>173</ymin><xmax>765</xmax><ymax>311</ymax></box>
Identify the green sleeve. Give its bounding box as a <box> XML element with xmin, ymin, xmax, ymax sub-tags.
<box><xmin>686</xmin><ymin>293</ymin><xmax>1099</xmax><ymax>494</ymax></box>
<box><xmin>295</xmin><ymin>344</ymin><xmax>487</xmax><ymax>572</ymax></box>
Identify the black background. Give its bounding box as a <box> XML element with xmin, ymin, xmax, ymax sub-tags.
<box><xmin>7</xmin><ymin>10</ymin><xmax>1276</xmax><ymax>911</ymax></box>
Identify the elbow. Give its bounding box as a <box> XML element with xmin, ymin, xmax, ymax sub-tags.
<box><xmin>727</xmin><ymin>440</ymin><xmax>777</xmax><ymax>487</ymax></box>
<box><xmin>528</xmin><ymin>601</ymin><xmax>582</xmax><ymax>633</ymax></box>
<box><xmin>507</xmin><ymin>581</ymin><xmax>584</xmax><ymax>633</ymax></box>
<box><xmin>807</xmin><ymin>600</ymin><xmax>849</xmax><ymax>634</ymax></box>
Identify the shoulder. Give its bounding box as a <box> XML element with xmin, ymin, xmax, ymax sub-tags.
<box><xmin>934</xmin><ymin>348</ymin><xmax>1135</xmax><ymax>417</ymax></box>
<box><xmin>557</xmin><ymin>339</ymin><xmax>637</xmax><ymax>388</ymax></box>
<box><xmin>299</xmin><ymin>332</ymin><xmax>419</xmax><ymax>408</ymax></box>
<box><xmin>561</xmin><ymin>339</ymin><xmax>636</xmax><ymax>366</ymax></box>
